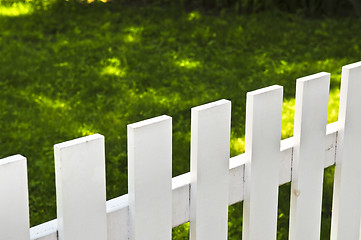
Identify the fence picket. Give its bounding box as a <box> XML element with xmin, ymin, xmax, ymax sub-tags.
<box><xmin>0</xmin><ymin>155</ymin><xmax>30</xmax><ymax>240</ymax></box>
<box><xmin>331</xmin><ymin>62</ymin><xmax>361</xmax><ymax>240</ymax></box>
<box><xmin>189</xmin><ymin>99</ymin><xmax>231</xmax><ymax>240</ymax></box>
<box><xmin>128</xmin><ymin>115</ymin><xmax>172</xmax><ymax>240</ymax></box>
<box><xmin>243</xmin><ymin>85</ymin><xmax>283</xmax><ymax>240</ymax></box>
<box><xmin>54</xmin><ymin>134</ymin><xmax>107</xmax><ymax>240</ymax></box>
<box><xmin>289</xmin><ymin>73</ymin><xmax>330</xmax><ymax>240</ymax></box>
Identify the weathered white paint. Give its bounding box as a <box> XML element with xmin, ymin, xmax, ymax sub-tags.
<box><xmin>289</xmin><ymin>72</ymin><xmax>330</xmax><ymax>240</ymax></box>
<box><xmin>0</xmin><ymin>155</ymin><xmax>30</xmax><ymax>240</ymax></box>
<box><xmin>190</xmin><ymin>99</ymin><xmax>231</xmax><ymax>240</ymax></box>
<box><xmin>54</xmin><ymin>134</ymin><xmax>107</xmax><ymax>240</ymax></box>
<box><xmin>243</xmin><ymin>85</ymin><xmax>283</xmax><ymax>240</ymax></box>
<box><xmin>331</xmin><ymin>61</ymin><xmax>361</xmax><ymax>240</ymax></box>
<box><xmin>127</xmin><ymin>115</ymin><xmax>172</xmax><ymax>240</ymax></box>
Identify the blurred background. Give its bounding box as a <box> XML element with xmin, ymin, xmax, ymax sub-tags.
<box><xmin>0</xmin><ymin>0</ymin><xmax>360</xmax><ymax>239</ymax></box>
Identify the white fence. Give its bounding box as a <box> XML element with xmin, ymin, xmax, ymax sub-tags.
<box><xmin>1</xmin><ymin>61</ymin><xmax>361</xmax><ymax>240</ymax></box>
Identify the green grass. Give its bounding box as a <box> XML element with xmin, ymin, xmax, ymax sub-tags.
<box><xmin>0</xmin><ymin>0</ymin><xmax>360</xmax><ymax>238</ymax></box>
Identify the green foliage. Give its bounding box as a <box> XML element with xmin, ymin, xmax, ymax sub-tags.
<box><xmin>0</xmin><ymin>1</ymin><xmax>360</xmax><ymax>239</ymax></box>
<box><xmin>228</xmin><ymin>203</ymin><xmax>243</xmax><ymax>239</ymax></box>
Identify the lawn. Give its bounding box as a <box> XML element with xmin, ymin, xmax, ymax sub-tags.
<box><xmin>0</xmin><ymin>0</ymin><xmax>360</xmax><ymax>239</ymax></box>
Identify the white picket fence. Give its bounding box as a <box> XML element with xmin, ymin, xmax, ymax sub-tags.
<box><xmin>1</xmin><ymin>61</ymin><xmax>361</xmax><ymax>240</ymax></box>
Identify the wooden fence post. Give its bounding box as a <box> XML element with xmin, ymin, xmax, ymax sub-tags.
<box><xmin>189</xmin><ymin>99</ymin><xmax>231</xmax><ymax>240</ymax></box>
<box><xmin>289</xmin><ymin>72</ymin><xmax>330</xmax><ymax>240</ymax></box>
<box><xmin>0</xmin><ymin>155</ymin><xmax>30</xmax><ymax>240</ymax></box>
<box><xmin>243</xmin><ymin>85</ymin><xmax>283</xmax><ymax>240</ymax></box>
<box><xmin>54</xmin><ymin>134</ymin><xmax>107</xmax><ymax>240</ymax></box>
<box><xmin>331</xmin><ymin>62</ymin><xmax>361</xmax><ymax>240</ymax></box>
<box><xmin>128</xmin><ymin>115</ymin><xmax>172</xmax><ymax>240</ymax></box>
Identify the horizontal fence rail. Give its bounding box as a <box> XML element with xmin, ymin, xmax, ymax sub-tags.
<box><xmin>1</xmin><ymin>61</ymin><xmax>361</xmax><ymax>240</ymax></box>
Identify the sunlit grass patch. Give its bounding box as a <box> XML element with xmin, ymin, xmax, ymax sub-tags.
<box><xmin>78</xmin><ymin>123</ymin><xmax>98</xmax><ymax>136</ymax></box>
<box><xmin>124</xmin><ymin>34</ymin><xmax>136</xmax><ymax>43</ymax></box>
<box><xmin>273</xmin><ymin>59</ymin><xmax>344</xmax><ymax>86</ymax></box>
<box><xmin>54</xmin><ymin>62</ymin><xmax>70</xmax><ymax>68</ymax></box>
<box><xmin>327</xmin><ymin>88</ymin><xmax>340</xmax><ymax>123</ymax></box>
<box><xmin>123</xmin><ymin>26</ymin><xmax>143</xmax><ymax>43</ymax></box>
<box><xmin>101</xmin><ymin>65</ymin><xmax>126</xmax><ymax>77</ymax></box>
<box><xmin>127</xmin><ymin>88</ymin><xmax>183</xmax><ymax>111</ymax></box>
<box><xmin>86</xmin><ymin>0</ymin><xmax>110</xmax><ymax>3</ymax></box>
<box><xmin>172</xmin><ymin>222</ymin><xmax>189</xmax><ymax>239</ymax></box>
<box><xmin>282</xmin><ymin>97</ymin><xmax>295</xmax><ymax>139</ymax></box>
<box><xmin>274</xmin><ymin>60</ymin><xmax>309</xmax><ymax>75</ymax></box>
<box><xmin>230</xmin><ymin>136</ymin><xmax>245</xmax><ymax>157</ymax></box>
<box><xmin>188</xmin><ymin>11</ymin><xmax>201</xmax><ymax>21</ymax></box>
<box><xmin>18</xmin><ymin>90</ymin><xmax>69</xmax><ymax>110</ymax></box>
<box><xmin>100</xmin><ymin>57</ymin><xmax>127</xmax><ymax>77</ymax></box>
<box><xmin>0</xmin><ymin>2</ymin><xmax>33</xmax><ymax>16</ymax></box>
<box><xmin>34</xmin><ymin>95</ymin><xmax>68</xmax><ymax>109</ymax></box>
<box><xmin>175</xmin><ymin>59</ymin><xmax>201</xmax><ymax>69</ymax></box>
<box><xmin>315</xmin><ymin>58</ymin><xmax>345</xmax><ymax>85</ymax></box>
